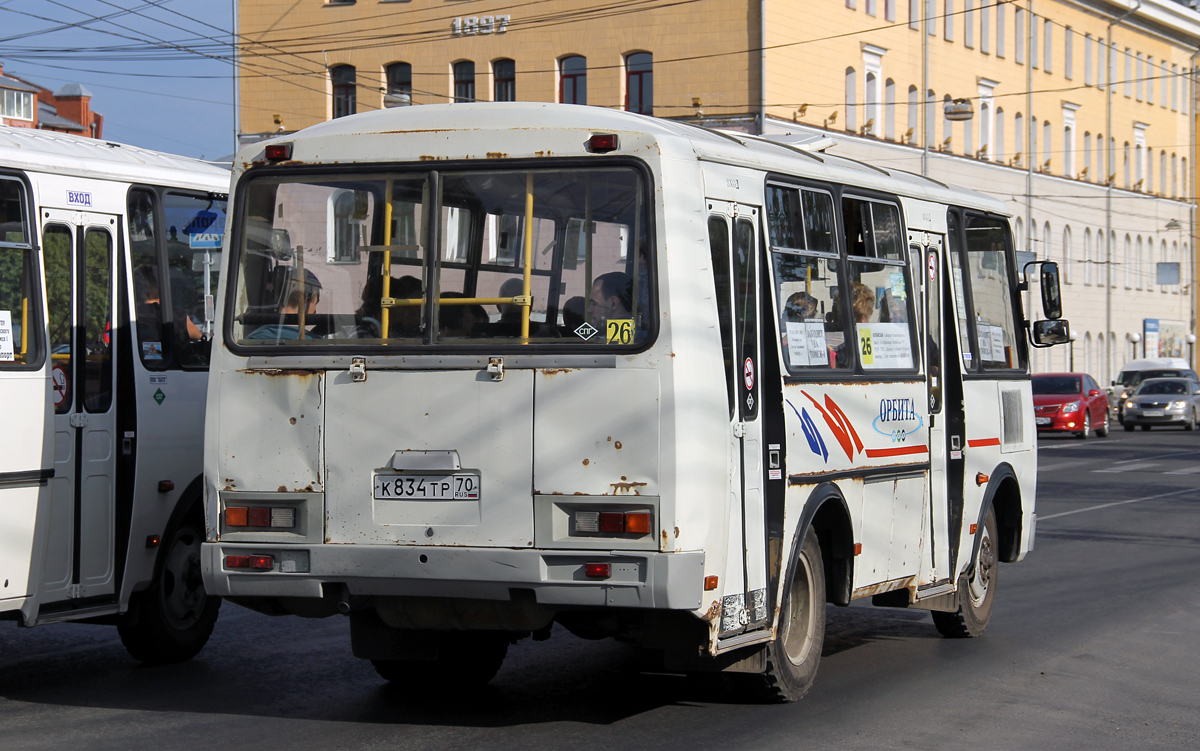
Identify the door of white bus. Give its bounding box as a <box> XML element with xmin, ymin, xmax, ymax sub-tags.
<box><xmin>708</xmin><ymin>201</ymin><xmax>769</xmax><ymax>637</ymax></box>
<box><xmin>39</xmin><ymin>210</ymin><xmax>118</xmax><ymax>603</ymax></box>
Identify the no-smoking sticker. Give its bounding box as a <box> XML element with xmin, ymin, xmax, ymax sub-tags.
<box><xmin>927</xmin><ymin>252</ymin><xmax>938</xmax><ymax>282</ymax></box>
<box><xmin>52</xmin><ymin>364</ymin><xmax>68</xmax><ymax>408</ymax></box>
<box><xmin>743</xmin><ymin>357</ymin><xmax>755</xmax><ymax>390</ymax></box>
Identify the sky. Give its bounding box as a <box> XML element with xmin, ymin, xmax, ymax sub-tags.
<box><xmin>0</xmin><ymin>0</ymin><xmax>236</xmax><ymax>161</ymax></box>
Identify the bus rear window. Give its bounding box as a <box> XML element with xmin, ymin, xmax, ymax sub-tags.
<box><xmin>231</xmin><ymin>166</ymin><xmax>652</xmax><ymax>349</ymax></box>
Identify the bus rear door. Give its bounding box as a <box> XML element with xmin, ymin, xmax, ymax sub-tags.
<box><xmin>39</xmin><ymin>210</ymin><xmax>119</xmax><ymax>604</ymax></box>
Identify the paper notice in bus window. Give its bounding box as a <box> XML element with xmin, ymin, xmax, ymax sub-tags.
<box><xmin>0</xmin><ymin>311</ymin><xmax>14</xmax><ymax>362</ymax></box>
<box><xmin>977</xmin><ymin>322</ymin><xmax>994</xmax><ymax>361</ymax></box>
<box><xmin>857</xmin><ymin>322</ymin><xmax>913</xmax><ymax>369</ymax></box>
<box><xmin>989</xmin><ymin>325</ymin><xmax>1007</xmax><ymax>363</ymax></box>
<box><xmin>786</xmin><ymin>320</ymin><xmax>828</xmax><ymax>367</ymax></box>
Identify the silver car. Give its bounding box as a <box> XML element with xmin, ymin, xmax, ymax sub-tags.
<box><xmin>1122</xmin><ymin>378</ymin><xmax>1200</xmax><ymax>431</ymax></box>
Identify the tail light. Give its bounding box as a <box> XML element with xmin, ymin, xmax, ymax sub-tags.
<box><xmin>225</xmin><ymin>554</ymin><xmax>274</xmax><ymax>570</ymax></box>
<box><xmin>225</xmin><ymin>506</ymin><xmax>296</xmax><ymax>529</ymax></box>
<box><xmin>584</xmin><ymin>562</ymin><xmax>611</xmax><ymax>578</ymax></box>
<box><xmin>573</xmin><ymin>509</ymin><xmax>653</xmax><ymax>536</ymax></box>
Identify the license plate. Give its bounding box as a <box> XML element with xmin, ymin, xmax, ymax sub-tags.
<box><xmin>1143</xmin><ymin>410</ymin><xmax>1165</xmax><ymax>417</ymax></box>
<box><xmin>1035</xmin><ymin>417</ymin><xmax>1051</xmax><ymax>426</ymax></box>
<box><xmin>373</xmin><ymin>473</ymin><xmax>480</xmax><ymax>501</ymax></box>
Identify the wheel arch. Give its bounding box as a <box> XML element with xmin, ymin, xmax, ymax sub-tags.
<box><xmin>792</xmin><ymin>483</ymin><xmax>855</xmax><ymax>607</ymax></box>
<box><xmin>977</xmin><ymin>462</ymin><xmax>1022</xmax><ymax>564</ymax></box>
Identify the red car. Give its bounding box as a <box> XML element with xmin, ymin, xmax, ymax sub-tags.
<box><xmin>1032</xmin><ymin>372</ymin><xmax>1110</xmax><ymax>439</ymax></box>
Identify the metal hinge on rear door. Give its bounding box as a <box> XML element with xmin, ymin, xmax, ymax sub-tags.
<box><xmin>69</xmin><ymin>413</ymin><xmax>88</xmax><ymax>428</ymax></box>
<box><xmin>732</xmin><ymin>422</ymin><xmax>746</xmax><ymax>438</ymax></box>
<box><xmin>349</xmin><ymin>357</ymin><xmax>367</xmax><ymax>382</ymax></box>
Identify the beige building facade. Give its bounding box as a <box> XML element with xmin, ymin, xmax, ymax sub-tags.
<box><xmin>236</xmin><ymin>0</ymin><xmax>1200</xmax><ymax>380</ymax></box>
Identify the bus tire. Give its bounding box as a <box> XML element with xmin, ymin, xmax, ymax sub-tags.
<box><xmin>932</xmin><ymin>506</ymin><xmax>997</xmax><ymax>639</ymax></box>
<box><xmin>117</xmin><ymin>517</ymin><xmax>220</xmax><ymax>664</ymax></box>
<box><xmin>372</xmin><ymin>630</ymin><xmax>509</xmax><ymax>689</ymax></box>
<box><xmin>759</xmin><ymin>525</ymin><xmax>825</xmax><ymax>702</ymax></box>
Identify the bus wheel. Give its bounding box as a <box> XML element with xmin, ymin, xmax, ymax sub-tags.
<box><xmin>372</xmin><ymin>631</ymin><xmax>509</xmax><ymax>689</ymax></box>
<box><xmin>117</xmin><ymin>518</ymin><xmax>221</xmax><ymax>665</ymax></box>
<box><xmin>760</xmin><ymin>526</ymin><xmax>825</xmax><ymax>702</ymax></box>
<box><xmin>932</xmin><ymin>506</ymin><xmax>997</xmax><ymax>638</ymax></box>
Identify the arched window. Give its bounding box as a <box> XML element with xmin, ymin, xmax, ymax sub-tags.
<box><xmin>1043</xmin><ymin>222</ymin><xmax>1052</xmax><ymax>264</ymax></box>
<box><xmin>1030</xmin><ymin>117</ymin><xmax>1038</xmax><ymax>167</ymax></box>
<box><xmin>1135</xmin><ymin>235</ymin><xmax>1144</xmax><ymax>288</ymax></box>
<box><xmin>625</xmin><ymin>52</ymin><xmax>653</xmax><ymax>114</ymax></box>
<box><xmin>1085</xmin><ymin>332</ymin><xmax>1092</xmax><ymax>374</ymax></box>
<box><xmin>1083</xmin><ymin>132</ymin><xmax>1092</xmax><ymax>179</ymax></box>
<box><xmin>560</xmin><ymin>55</ymin><xmax>587</xmax><ymax>105</ymax></box>
<box><xmin>1172</xmin><ymin>153</ymin><xmax>1178</xmax><ymax>197</ymax></box>
<box><xmin>1123</xmin><ymin>142</ymin><xmax>1131</xmax><ymax>188</ymax></box>
<box><xmin>385</xmin><ymin>62</ymin><xmax>412</xmax><ymax>106</ymax></box>
<box><xmin>1135</xmin><ymin>144</ymin><xmax>1143</xmax><ymax>189</ymax></box>
<box><xmin>1124</xmin><ymin>234</ymin><xmax>1132</xmax><ymax>287</ymax></box>
<box><xmin>925</xmin><ymin>89</ymin><xmax>936</xmax><ymax>147</ymax></box>
<box><xmin>1014</xmin><ymin>112</ymin><xmax>1023</xmax><ymax>165</ymax></box>
<box><xmin>493</xmin><ymin>59</ymin><xmax>516</xmax><ymax>102</ymax></box>
<box><xmin>907</xmin><ymin>85</ymin><xmax>919</xmax><ymax>143</ymax></box>
<box><xmin>995</xmin><ymin>107</ymin><xmax>1005</xmax><ymax>161</ymax></box>
<box><xmin>884</xmin><ymin>78</ymin><xmax>896</xmax><ymax>140</ymax></box>
<box><xmin>1096</xmin><ymin>132</ymin><xmax>1103</xmax><ymax>181</ymax></box>
<box><xmin>978</xmin><ymin>102</ymin><xmax>990</xmax><ymax>158</ymax></box>
<box><xmin>453</xmin><ymin>60</ymin><xmax>476</xmax><ymax>102</ymax></box>
<box><xmin>1161</xmin><ymin>151</ymin><xmax>1168</xmax><ymax>194</ymax></box>
<box><xmin>1147</xmin><ymin>148</ymin><xmax>1154</xmax><ymax>193</ymax></box>
<box><xmin>1084</xmin><ymin>228</ymin><xmax>1093</xmax><ymax>284</ymax></box>
<box><xmin>1042</xmin><ymin>120</ymin><xmax>1052</xmax><ymax>171</ymax></box>
<box><xmin>845</xmin><ymin>68</ymin><xmax>858</xmax><ymax>132</ymax></box>
<box><xmin>1110</xmin><ymin>231</ymin><xmax>1117</xmax><ymax>288</ymax></box>
<box><xmin>864</xmin><ymin>72</ymin><xmax>877</xmax><ymax>135</ymax></box>
<box><xmin>1015</xmin><ymin>217</ymin><xmax>1024</xmax><ymax>253</ymax></box>
<box><xmin>1183</xmin><ymin>158</ymin><xmax>1188</xmax><ymax>197</ymax></box>
<box><xmin>331</xmin><ymin>64</ymin><xmax>356</xmax><ymax>119</ymax></box>
<box><xmin>1063</xmin><ymin>124</ymin><xmax>1073</xmax><ymax>175</ymax></box>
<box><xmin>1062</xmin><ymin>226</ymin><xmax>1072</xmax><ymax>283</ymax></box>
<box><xmin>1162</xmin><ymin>240</ymin><xmax>1170</xmax><ymax>292</ymax></box>
<box><xmin>942</xmin><ymin>94</ymin><xmax>953</xmax><ymax>148</ymax></box>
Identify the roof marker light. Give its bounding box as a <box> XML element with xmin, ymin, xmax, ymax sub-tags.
<box><xmin>586</xmin><ymin>134</ymin><xmax>619</xmax><ymax>153</ymax></box>
<box><xmin>265</xmin><ymin>142</ymin><xmax>293</xmax><ymax>161</ymax></box>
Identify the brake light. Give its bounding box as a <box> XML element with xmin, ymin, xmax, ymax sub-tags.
<box><xmin>584</xmin><ymin>562</ymin><xmax>611</xmax><ymax>578</ymax></box>
<box><xmin>598</xmin><ymin>512</ymin><xmax>625</xmax><ymax>533</ymax></box>
<box><xmin>585</xmin><ymin>133</ymin><xmax>619</xmax><ymax>153</ymax></box>
<box><xmin>264</xmin><ymin>142</ymin><xmax>292</xmax><ymax>161</ymax></box>
<box><xmin>225</xmin><ymin>554</ymin><xmax>274</xmax><ymax>570</ymax></box>
<box><xmin>225</xmin><ymin>506</ymin><xmax>296</xmax><ymax>529</ymax></box>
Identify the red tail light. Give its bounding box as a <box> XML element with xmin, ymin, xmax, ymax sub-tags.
<box><xmin>265</xmin><ymin>142</ymin><xmax>293</xmax><ymax>161</ymax></box>
<box><xmin>586</xmin><ymin>134</ymin><xmax>619</xmax><ymax>153</ymax></box>
<box><xmin>584</xmin><ymin>563</ymin><xmax>611</xmax><ymax>578</ymax></box>
<box><xmin>598</xmin><ymin>512</ymin><xmax>625</xmax><ymax>533</ymax></box>
<box><xmin>225</xmin><ymin>506</ymin><xmax>296</xmax><ymax>529</ymax></box>
<box><xmin>225</xmin><ymin>554</ymin><xmax>274</xmax><ymax>570</ymax></box>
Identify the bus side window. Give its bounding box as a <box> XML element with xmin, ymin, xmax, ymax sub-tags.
<box><xmin>707</xmin><ymin>215</ymin><xmax>735</xmax><ymax>418</ymax></box>
<box><xmin>843</xmin><ymin>198</ymin><xmax>917</xmax><ymax>372</ymax></box>
<box><xmin>947</xmin><ymin>212</ymin><xmax>977</xmax><ymax>371</ymax></box>
<box><xmin>0</xmin><ymin>178</ymin><xmax>41</xmax><ymax>368</ymax></box>
<box><xmin>128</xmin><ymin>188</ymin><xmax>167</xmax><ymax>367</ymax></box>
<box><xmin>164</xmin><ymin>191</ymin><xmax>226</xmax><ymax>368</ymax></box>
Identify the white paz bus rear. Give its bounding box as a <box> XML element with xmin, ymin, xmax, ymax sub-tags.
<box><xmin>202</xmin><ymin>103</ymin><xmax>1067</xmax><ymax>700</ymax></box>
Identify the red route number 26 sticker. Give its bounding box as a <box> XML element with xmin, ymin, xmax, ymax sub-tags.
<box><xmin>743</xmin><ymin>357</ymin><xmax>755</xmax><ymax>390</ymax></box>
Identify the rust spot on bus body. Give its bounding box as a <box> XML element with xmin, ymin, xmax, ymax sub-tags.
<box><xmin>540</xmin><ymin>368</ymin><xmax>578</xmax><ymax>376</ymax></box>
<box><xmin>701</xmin><ymin>599</ymin><xmax>721</xmax><ymax>623</ymax></box>
<box><xmin>609</xmin><ymin>480</ymin><xmax>647</xmax><ymax>495</ymax></box>
<box><xmin>486</xmin><ymin>152</ymin><xmax>508</xmax><ymax>159</ymax></box>
<box><xmin>850</xmin><ymin>575</ymin><xmax>917</xmax><ymax>601</ymax></box>
<box><xmin>237</xmin><ymin>368</ymin><xmax>321</xmax><ymax>378</ymax></box>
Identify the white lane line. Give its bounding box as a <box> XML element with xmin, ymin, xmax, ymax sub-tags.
<box><xmin>1039</xmin><ymin>487</ymin><xmax>1198</xmax><ymax>520</ymax></box>
<box><xmin>1165</xmin><ymin>465</ymin><xmax>1200</xmax><ymax>475</ymax></box>
<box><xmin>1038</xmin><ymin>460</ymin><xmax>1093</xmax><ymax>472</ymax></box>
<box><xmin>1094</xmin><ymin>461</ymin><xmax>1160</xmax><ymax>473</ymax></box>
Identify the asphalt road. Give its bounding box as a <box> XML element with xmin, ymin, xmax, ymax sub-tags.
<box><xmin>3</xmin><ymin>426</ymin><xmax>1199</xmax><ymax>750</ymax></box>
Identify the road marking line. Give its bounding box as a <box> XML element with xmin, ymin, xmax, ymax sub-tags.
<box><xmin>1037</xmin><ymin>460</ymin><xmax>1093</xmax><ymax>472</ymax></box>
<box><xmin>1165</xmin><ymin>465</ymin><xmax>1200</xmax><ymax>475</ymax></box>
<box><xmin>1094</xmin><ymin>461</ymin><xmax>1160</xmax><ymax>473</ymax></box>
<box><xmin>1039</xmin><ymin>487</ymin><xmax>1198</xmax><ymax>521</ymax></box>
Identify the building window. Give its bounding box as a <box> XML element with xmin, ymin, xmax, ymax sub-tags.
<box><xmin>331</xmin><ymin>65</ymin><xmax>356</xmax><ymax>119</ymax></box>
<box><xmin>1014</xmin><ymin>112</ymin><xmax>1023</xmax><ymax>165</ymax></box>
<box><xmin>945</xmin><ymin>0</ymin><xmax>954</xmax><ymax>41</ymax></box>
<box><xmin>1043</xmin><ymin>18</ymin><xmax>1052</xmax><ymax>73</ymax></box>
<box><xmin>493</xmin><ymin>58</ymin><xmax>516</xmax><ymax>102</ymax></box>
<box><xmin>1098</xmin><ymin>40</ymin><xmax>1106</xmax><ymax>89</ymax></box>
<box><xmin>907</xmin><ymin>85</ymin><xmax>919</xmax><ymax>143</ymax></box>
<box><xmin>1084</xmin><ymin>228</ymin><xmax>1093</xmax><ymax>284</ymax></box>
<box><xmin>1136</xmin><ymin>236</ymin><xmax>1144</xmax><ymax>288</ymax></box>
<box><xmin>996</xmin><ymin>2</ymin><xmax>1005</xmax><ymax>57</ymax></box>
<box><xmin>1030</xmin><ymin>14</ymin><xmax>1038</xmax><ymax>69</ymax></box>
<box><xmin>1124</xmin><ymin>49</ymin><xmax>1132</xmax><ymax>98</ymax></box>
<box><xmin>1063</xmin><ymin>125</ymin><xmax>1073</xmax><ymax>176</ymax></box>
<box><xmin>1146</xmin><ymin>58</ymin><xmax>1154</xmax><ymax>104</ymax></box>
<box><xmin>1161</xmin><ymin>151</ymin><xmax>1167</xmax><ymax>194</ymax></box>
<box><xmin>0</xmin><ymin>89</ymin><xmax>34</xmax><ymax>121</ymax></box>
<box><xmin>625</xmin><ymin>52</ymin><xmax>653</xmax><ymax>115</ymax></box>
<box><xmin>1015</xmin><ymin>9</ymin><xmax>1025</xmax><ymax>65</ymax></box>
<box><xmin>1064</xmin><ymin>28</ymin><xmax>1073</xmax><ymax>79</ymax></box>
<box><xmin>1062</xmin><ymin>227</ymin><xmax>1072</xmax><ymax>283</ymax></box>
<box><xmin>981</xmin><ymin>1</ymin><xmax>990</xmax><ymax>54</ymax></box>
<box><xmin>454</xmin><ymin>60</ymin><xmax>476</xmax><ymax>102</ymax></box>
<box><xmin>1123</xmin><ymin>143</ymin><xmax>1131</xmax><ymax>188</ymax></box>
<box><xmin>909</xmin><ymin>0</ymin><xmax>919</xmax><ymax>31</ymax></box>
<box><xmin>1147</xmin><ymin>148</ymin><xmax>1154</xmax><ymax>194</ymax></box>
<box><xmin>385</xmin><ymin>62</ymin><xmax>412</xmax><ymax>106</ymax></box>
<box><xmin>1029</xmin><ymin>117</ymin><xmax>1037</xmax><ymax>167</ymax></box>
<box><xmin>560</xmin><ymin>55</ymin><xmax>587</xmax><ymax>104</ymax></box>
<box><xmin>1042</xmin><ymin>120</ymin><xmax>1051</xmax><ymax>171</ymax></box>
<box><xmin>1136</xmin><ymin>54</ymin><xmax>1143</xmax><ymax>101</ymax></box>
<box><xmin>1084</xmin><ymin>34</ymin><xmax>1092</xmax><ymax>85</ymax></box>
<box><xmin>1161</xmin><ymin>62</ymin><xmax>1169</xmax><ymax>108</ymax></box>
<box><xmin>927</xmin><ymin>0</ymin><xmax>935</xmax><ymax>35</ymax></box>
<box><xmin>942</xmin><ymin>94</ymin><xmax>953</xmax><ymax>149</ymax></box>
<box><xmin>964</xmin><ymin>0</ymin><xmax>974</xmax><ymax>49</ymax></box>
<box><xmin>1171</xmin><ymin>64</ymin><xmax>1179</xmax><ymax>110</ymax></box>
<box><xmin>845</xmin><ymin>67</ymin><xmax>857</xmax><ymax>132</ymax></box>
<box><xmin>884</xmin><ymin>0</ymin><xmax>895</xmax><ymax>22</ymax></box>
<box><xmin>994</xmin><ymin>107</ymin><xmax>1005</xmax><ymax>161</ymax></box>
<box><xmin>925</xmin><ymin>89</ymin><xmax>936</xmax><ymax>147</ymax></box>
<box><xmin>1083</xmin><ymin>131</ymin><xmax>1092</xmax><ymax>180</ymax></box>
<box><xmin>977</xmin><ymin>102</ymin><xmax>988</xmax><ymax>158</ymax></box>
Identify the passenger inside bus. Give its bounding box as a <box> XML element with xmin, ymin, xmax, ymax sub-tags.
<box><xmin>135</xmin><ymin>265</ymin><xmax>202</xmax><ymax>346</ymax></box>
<box><xmin>245</xmin><ymin>267</ymin><xmax>323</xmax><ymax>340</ymax></box>
<box><xmin>588</xmin><ymin>271</ymin><xmax>633</xmax><ymax>328</ymax></box>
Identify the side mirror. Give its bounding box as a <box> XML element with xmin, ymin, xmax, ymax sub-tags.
<box><xmin>1032</xmin><ymin>319</ymin><xmax>1071</xmax><ymax>346</ymax></box>
<box><xmin>1039</xmin><ymin>261</ymin><xmax>1063</xmax><ymax>320</ymax></box>
<box><xmin>1088</xmin><ymin>389</ymin><xmax>1100</xmax><ymax>397</ymax></box>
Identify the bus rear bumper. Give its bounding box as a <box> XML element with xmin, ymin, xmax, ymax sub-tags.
<box><xmin>201</xmin><ymin>542</ymin><xmax>706</xmax><ymax>611</ymax></box>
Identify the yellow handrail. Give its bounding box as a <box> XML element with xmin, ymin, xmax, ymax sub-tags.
<box><xmin>382</xmin><ymin>178</ymin><xmax>394</xmax><ymax>341</ymax></box>
<box><xmin>521</xmin><ymin>173</ymin><xmax>534</xmax><ymax>341</ymax></box>
<box><xmin>20</xmin><ymin>296</ymin><xmax>28</xmax><ymax>359</ymax></box>
<box><xmin>381</xmin><ymin>296</ymin><xmax>531</xmax><ymax>308</ymax></box>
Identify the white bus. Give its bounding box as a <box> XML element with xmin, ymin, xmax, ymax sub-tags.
<box><xmin>202</xmin><ymin>104</ymin><xmax>1067</xmax><ymax>699</ymax></box>
<box><xmin>0</xmin><ymin>126</ymin><xmax>228</xmax><ymax>663</ymax></box>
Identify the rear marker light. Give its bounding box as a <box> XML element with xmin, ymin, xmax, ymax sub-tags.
<box><xmin>584</xmin><ymin>563</ymin><xmax>611</xmax><ymax>578</ymax></box>
<box><xmin>585</xmin><ymin>134</ymin><xmax>619</xmax><ymax>153</ymax></box>
<box><xmin>265</xmin><ymin>142</ymin><xmax>293</xmax><ymax>161</ymax></box>
<box><xmin>224</xmin><ymin>555</ymin><xmax>248</xmax><ymax>568</ymax></box>
<box><xmin>249</xmin><ymin>555</ymin><xmax>274</xmax><ymax>570</ymax></box>
<box><xmin>225</xmin><ymin>554</ymin><xmax>274</xmax><ymax>571</ymax></box>
<box><xmin>704</xmin><ymin>575</ymin><xmax>719</xmax><ymax>591</ymax></box>
<box><xmin>598</xmin><ymin>512</ymin><xmax>625</xmax><ymax>533</ymax></box>
<box><xmin>145</xmin><ymin>534</ymin><xmax>161</xmax><ymax>548</ymax></box>
<box><xmin>247</xmin><ymin>507</ymin><xmax>271</xmax><ymax>527</ymax></box>
<box><xmin>970</xmin><ymin>523</ymin><xmax>979</xmax><ymax>535</ymax></box>
<box><xmin>225</xmin><ymin>507</ymin><xmax>248</xmax><ymax>527</ymax></box>
<box><xmin>853</xmin><ymin>543</ymin><xmax>862</xmax><ymax>556</ymax></box>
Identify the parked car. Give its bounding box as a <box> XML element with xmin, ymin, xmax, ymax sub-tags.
<box><xmin>1033</xmin><ymin>372</ymin><xmax>1110</xmax><ymax>439</ymax></box>
<box><xmin>1121</xmin><ymin>377</ymin><xmax>1200</xmax><ymax>431</ymax></box>
<box><xmin>1108</xmin><ymin>357</ymin><xmax>1199</xmax><ymax>423</ymax></box>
